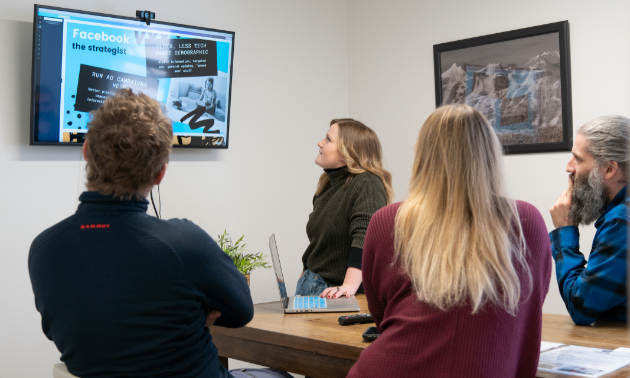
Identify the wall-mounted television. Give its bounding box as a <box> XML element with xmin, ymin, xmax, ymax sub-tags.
<box><xmin>31</xmin><ymin>5</ymin><xmax>235</xmax><ymax>148</ymax></box>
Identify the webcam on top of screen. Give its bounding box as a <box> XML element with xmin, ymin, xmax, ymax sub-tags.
<box><xmin>135</xmin><ymin>10</ymin><xmax>155</xmax><ymax>26</ymax></box>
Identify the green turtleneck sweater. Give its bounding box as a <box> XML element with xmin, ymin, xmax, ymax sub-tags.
<box><xmin>302</xmin><ymin>166</ymin><xmax>388</xmax><ymax>288</ymax></box>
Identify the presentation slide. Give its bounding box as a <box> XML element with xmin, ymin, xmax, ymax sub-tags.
<box><xmin>74</xmin><ymin>65</ymin><xmax>159</xmax><ymax>112</ymax></box>
<box><xmin>34</xmin><ymin>8</ymin><xmax>233</xmax><ymax>147</ymax></box>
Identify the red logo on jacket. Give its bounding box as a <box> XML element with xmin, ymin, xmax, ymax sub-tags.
<box><xmin>80</xmin><ymin>224</ymin><xmax>110</xmax><ymax>229</ymax></box>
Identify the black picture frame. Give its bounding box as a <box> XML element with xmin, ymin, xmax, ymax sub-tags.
<box><xmin>433</xmin><ymin>21</ymin><xmax>572</xmax><ymax>154</ymax></box>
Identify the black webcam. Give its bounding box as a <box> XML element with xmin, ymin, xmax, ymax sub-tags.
<box><xmin>136</xmin><ymin>10</ymin><xmax>155</xmax><ymax>26</ymax></box>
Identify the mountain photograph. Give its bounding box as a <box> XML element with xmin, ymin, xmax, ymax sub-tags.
<box><xmin>439</xmin><ymin>32</ymin><xmax>564</xmax><ymax>147</ymax></box>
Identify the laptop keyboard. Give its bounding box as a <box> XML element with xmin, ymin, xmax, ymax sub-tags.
<box><xmin>293</xmin><ymin>296</ymin><xmax>327</xmax><ymax>309</ymax></box>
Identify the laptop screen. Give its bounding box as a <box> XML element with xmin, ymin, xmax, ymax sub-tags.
<box><xmin>268</xmin><ymin>234</ymin><xmax>288</xmax><ymax>299</ymax></box>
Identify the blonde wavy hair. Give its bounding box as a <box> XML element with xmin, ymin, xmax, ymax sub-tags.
<box><xmin>394</xmin><ymin>105</ymin><xmax>530</xmax><ymax>315</ymax></box>
<box><xmin>315</xmin><ymin>118</ymin><xmax>394</xmax><ymax>203</ymax></box>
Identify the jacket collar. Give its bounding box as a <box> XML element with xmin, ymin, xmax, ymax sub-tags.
<box><xmin>595</xmin><ymin>186</ymin><xmax>627</xmax><ymax>228</ymax></box>
<box><xmin>77</xmin><ymin>191</ymin><xmax>149</xmax><ymax>213</ymax></box>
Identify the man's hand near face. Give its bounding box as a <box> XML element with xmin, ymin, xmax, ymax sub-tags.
<box><xmin>550</xmin><ymin>175</ymin><xmax>575</xmax><ymax>229</ymax></box>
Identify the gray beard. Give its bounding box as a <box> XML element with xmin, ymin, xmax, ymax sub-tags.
<box><xmin>568</xmin><ymin>168</ymin><xmax>608</xmax><ymax>226</ymax></box>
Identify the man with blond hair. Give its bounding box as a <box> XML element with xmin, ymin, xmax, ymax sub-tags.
<box><xmin>29</xmin><ymin>89</ymin><xmax>253</xmax><ymax>378</ymax></box>
<box><xmin>550</xmin><ymin>115</ymin><xmax>629</xmax><ymax>325</ymax></box>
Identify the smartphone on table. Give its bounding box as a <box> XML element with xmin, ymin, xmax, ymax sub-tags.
<box><xmin>362</xmin><ymin>326</ymin><xmax>380</xmax><ymax>341</ymax></box>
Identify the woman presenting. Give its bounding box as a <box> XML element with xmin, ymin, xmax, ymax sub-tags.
<box><xmin>296</xmin><ymin>118</ymin><xmax>394</xmax><ymax>299</ymax></box>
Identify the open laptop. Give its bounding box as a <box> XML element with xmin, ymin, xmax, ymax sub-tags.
<box><xmin>268</xmin><ymin>234</ymin><xmax>360</xmax><ymax>313</ymax></box>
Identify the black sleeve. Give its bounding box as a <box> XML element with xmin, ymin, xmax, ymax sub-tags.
<box><xmin>175</xmin><ymin>221</ymin><xmax>254</xmax><ymax>328</ymax></box>
<box><xmin>347</xmin><ymin>247</ymin><xmax>362</xmax><ymax>270</ymax></box>
<box><xmin>348</xmin><ymin>175</ymin><xmax>389</xmax><ymax>250</ymax></box>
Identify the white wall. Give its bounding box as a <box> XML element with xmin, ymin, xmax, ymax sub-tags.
<box><xmin>347</xmin><ymin>0</ymin><xmax>630</xmax><ymax>315</ymax></box>
<box><xmin>2</xmin><ymin>0</ymin><xmax>629</xmax><ymax>376</ymax></box>
<box><xmin>0</xmin><ymin>1</ymin><xmax>347</xmax><ymax>376</ymax></box>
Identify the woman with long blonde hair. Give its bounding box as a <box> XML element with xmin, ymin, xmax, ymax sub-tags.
<box><xmin>297</xmin><ymin>118</ymin><xmax>394</xmax><ymax>298</ymax></box>
<box><xmin>348</xmin><ymin>105</ymin><xmax>551</xmax><ymax>378</ymax></box>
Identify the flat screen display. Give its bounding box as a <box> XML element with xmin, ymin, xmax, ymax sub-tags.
<box><xmin>31</xmin><ymin>5</ymin><xmax>235</xmax><ymax>148</ymax></box>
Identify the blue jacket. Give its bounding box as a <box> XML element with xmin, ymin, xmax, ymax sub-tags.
<box><xmin>550</xmin><ymin>186</ymin><xmax>627</xmax><ymax>325</ymax></box>
<box><xmin>29</xmin><ymin>192</ymin><xmax>254</xmax><ymax>378</ymax></box>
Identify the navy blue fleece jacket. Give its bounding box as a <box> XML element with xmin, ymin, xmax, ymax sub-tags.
<box><xmin>29</xmin><ymin>192</ymin><xmax>253</xmax><ymax>378</ymax></box>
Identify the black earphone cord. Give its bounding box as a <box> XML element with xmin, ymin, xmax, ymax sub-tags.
<box><xmin>150</xmin><ymin>185</ymin><xmax>161</xmax><ymax>219</ymax></box>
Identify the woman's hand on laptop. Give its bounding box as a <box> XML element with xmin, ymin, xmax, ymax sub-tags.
<box><xmin>206</xmin><ymin>310</ymin><xmax>222</xmax><ymax>327</ymax></box>
<box><xmin>321</xmin><ymin>268</ymin><xmax>362</xmax><ymax>298</ymax></box>
<box><xmin>321</xmin><ymin>284</ymin><xmax>356</xmax><ymax>299</ymax></box>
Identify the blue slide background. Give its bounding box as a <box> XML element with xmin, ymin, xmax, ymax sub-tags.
<box><xmin>61</xmin><ymin>21</ymin><xmax>230</xmax><ymax>136</ymax></box>
<box><xmin>63</xmin><ymin>23</ymin><xmax>147</xmax><ymax>131</ymax></box>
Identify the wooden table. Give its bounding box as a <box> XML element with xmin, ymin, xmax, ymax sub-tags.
<box><xmin>211</xmin><ymin>295</ymin><xmax>630</xmax><ymax>378</ymax></box>
<box><xmin>538</xmin><ymin>315</ymin><xmax>630</xmax><ymax>378</ymax></box>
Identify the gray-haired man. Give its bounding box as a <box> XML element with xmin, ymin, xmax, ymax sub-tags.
<box><xmin>549</xmin><ymin>115</ymin><xmax>629</xmax><ymax>325</ymax></box>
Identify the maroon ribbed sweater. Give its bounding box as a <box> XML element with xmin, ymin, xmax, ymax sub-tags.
<box><xmin>347</xmin><ymin>201</ymin><xmax>551</xmax><ymax>378</ymax></box>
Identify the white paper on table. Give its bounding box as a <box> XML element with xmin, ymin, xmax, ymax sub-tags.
<box><xmin>611</xmin><ymin>348</ymin><xmax>630</xmax><ymax>356</ymax></box>
<box><xmin>538</xmin><ymin>345</ymin><xmax>630</xmax><ymax>377</ymax></box>
<box><xmin>541</xmin><ymin>341</ymin><xmax>566</xmax><ymax>353</ymax></box>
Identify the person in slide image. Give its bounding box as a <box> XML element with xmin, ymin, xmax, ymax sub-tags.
<box><xmin>179</xmin><ymin>77</ymin><xmax>219</xmax><ymax>134</ymax></box>
<box><xmin>347</xmin><ymin>105</ymin><xmax>552</xmax><ymax>378</ymax></box>
<box><xmin>199</xmin><ymin>77</ymin><xmax>218</xmax><ymax>116</ymax></box>
<box><xmin>297</xmin><ymin>119</ymin><xmax>394</xmax><ymax>299</ymax></box>
<box><xmin>28</xmin><ymin>89</ymin><xmax>254</xmax><ymax>378</ymax></box>
<box><xmin>549</xmin><ymin>115</ymin><xmax>629</xmax><ymax>325</ymax></box>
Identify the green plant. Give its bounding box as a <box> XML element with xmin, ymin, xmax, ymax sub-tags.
<box><xmin>217</xmin><ymin>230</ymin><xmax>271</xmax><ymax>275</ymax></box>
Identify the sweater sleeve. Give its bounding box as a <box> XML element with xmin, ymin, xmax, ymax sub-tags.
<box><xmin>175</xmin><ymin>221</ymin><xmax>254</xmax><ymax>328</ymax></box>
<box><xmin>348</xmin><ymin>174</ymin><xmax>388</xmax><ymax>251</ymax></box>
<box><xmin>516</xmin><ymin>200</ymin><xmax>552</xmax><ymax>301</ymax></box>
<box><xmin>363</xmin><ymin>205</ymin><xmax>398</xmax><ymax>329</ymax></box>
<box><xmin>550</xmin><ymin>220</ymin><xmax>627</xmax><ymax>325</ymax></box>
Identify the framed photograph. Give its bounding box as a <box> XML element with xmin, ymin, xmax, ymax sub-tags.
<box><xmin>434</xmin><ymin>21</ymin><xmax>572</xmax><ymax>154</ymax></box>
